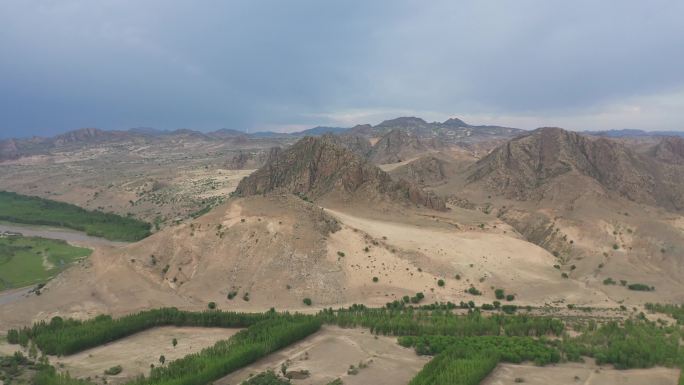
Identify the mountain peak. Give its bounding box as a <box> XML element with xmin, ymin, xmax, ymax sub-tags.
<box><xmin>235</xmin><ymin>136</ymin><xmax>446</xmax><ymax>210</ymax></box>
<box><xmin>442</xmin><ymin>117</ymin><xmax>469</xmax><ymax>127</ymax></box>
<box><xmin>376</xmin><ymin>117</ymin><xmax>428</xmax><ymax>128</ymax></box>
<box><xmin>468</xmin><ymin>127</ymin><xmax>684</xmax><ymax>209</ymax></box>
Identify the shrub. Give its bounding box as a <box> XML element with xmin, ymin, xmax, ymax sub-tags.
<box><xmin>627</xmin><ymin>283</ymin><xmax>654</xmax><ymax>291</ymax></box>
<box><xmin>561</xmin><ymin>273</ymin><xmax>568</xmax><ymax>279</ymax></box>
<box><xmin>303</xmin><ymin>298</ymin><xmax>312</xmax><ymax>306</ymax></box>
<box><xmin>603</xmin><ymin>278</ymin><xmax>616</xmax><ymax>285</ymax></box>
<box><xmin>337</xmin><ymin>251</ymin><xmax>345</xmax><ymax>257</ymax></box>
<box><xmin>506</xmin><ymin>294</ymin><xmax>515</xmax><ymax>302</ymax></box>
<box><xmin>372</xmin><ymin>277</ymin><xmax>379</xmax><ymax>283</ymax></box>
<box><xmin>207</xmin><ymin>302</ymin><xmax>217</xmax><ymax>310</ymax></box>
<box><xmin>467</xmin><ymin>287</ymin><xmax>482</xmax><ymax>296</ymax></box>
<box><xmin>501</xmin><ymin>305</ymin><xmax>518</xmax><ymax>314</ymax></box>
<box><xmin>104</xmin><ymin>365</ymin><xmax>122</xmax><ymax>375</ymax></box>
<box><xmin>612</xmin><ymin>244</ymin><xmax>619</xmax><ymax>250</ymax></box>
<box><xmin>437</xmin><ymin>279</ymin><xmax>445</xmax><ymax>287</ymax></box>
<box><xmin>495</xmin><ymin>289</ymin><xmax>505</xmax><ymax>300</ymax></box>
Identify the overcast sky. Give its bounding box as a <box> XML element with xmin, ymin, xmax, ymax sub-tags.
<box><xmin>1</xmin><ymin>1</ymin><xmax>684</xmax><ymax>137</ymax></box>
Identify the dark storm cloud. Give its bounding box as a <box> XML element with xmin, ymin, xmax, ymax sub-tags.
<box><xmin>1</xmin><ymin>0</ymin><xmax>683</xmax><ymax>137</ymax></box>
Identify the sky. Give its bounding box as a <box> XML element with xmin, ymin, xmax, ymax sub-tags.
<box><xmin>1</xmin><ymin>1</ymin><xmax>684</xmax><ymax>138</ymax></box>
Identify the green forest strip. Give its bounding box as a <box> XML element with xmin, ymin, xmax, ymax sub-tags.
<box><xmin>0</xmin><ymin>236</ymin><xmax>91</xmax><ymax>290</ymax></box>
<box><xmin>0</xmin><ymin>191</ymin><xmax>151</xmax><ymax>242</ymax></box>
<box><xmin>7</xmin><ymin>305</ymin><xmax>684</xmax><ymax>385</ymax></box>
<box><xmin>32</xmin><ymin>315</ymin><xmax>321</xmax><ymax>385</ymax></box>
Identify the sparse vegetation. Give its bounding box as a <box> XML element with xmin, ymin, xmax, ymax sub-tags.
<box><xmin>303</xmin><ymin>298</ymin><xmax>312</xmax><ymax>306</ymax></box>
<box><xmin>240</xmin><ymin>370</ymin><xmax>289</xmax><ymax>384</ymax></box>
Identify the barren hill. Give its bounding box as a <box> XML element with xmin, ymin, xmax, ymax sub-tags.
<box><xmin>467</xmin><ymin>127</ymin><xmax>684</xmax><ymax>210</ymax></box>
<box><xmin>234</xmin><ymin>136</ymin><xmax>446</xmax><ymax>210</ymax></box>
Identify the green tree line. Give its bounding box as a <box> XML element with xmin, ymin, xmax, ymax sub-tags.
<box><xmin>0</xmin><ymin>191</ymin><xmax>151</xmax><ymax>241</ymax></box>
<box><xmin>32</xmin><ymin>315</ymin><xmax>320</xmax><ymax>385</ymax></box>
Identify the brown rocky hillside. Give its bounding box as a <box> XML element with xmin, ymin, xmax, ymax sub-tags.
<box><xmin>467</xmin><ymin>127</ymin><xmax>684</xmax><ymax>210</ymax></box>
<box><xmin>234</xmin><ymin>136</ymin><xmax>446</xmax><ymax>210</ymax></box>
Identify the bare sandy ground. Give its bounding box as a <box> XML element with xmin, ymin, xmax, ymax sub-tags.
<box><xmin>325</xmin><ymin>208</ymin><xmax>613</xmax><ymax>307</ymax></box>
<box><xmin>216</xmin><ymin>326</ymin><xmax>429</xmax><ymax>385</ymax></box>
<box><xmin>52</xmin><ymin>327</ymin><xmax>242</xmax><ymax>384</ymax></box>
<box><xmin>482</xmin><ymin>362</ymin><xmax>680</xmax><ymax>385</ymax></box>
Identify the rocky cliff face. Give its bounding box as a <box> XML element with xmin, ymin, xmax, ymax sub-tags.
<box><xmin>400</xmin><ymin>156</ymin><xmax>447</xmax><ymax>185</ymax></box>
<box><xmin>320</xmin><ymin>133</ymin><xmax>372</xmax><ymax>158</ymax></box>
<box><xmin>468</xmin><ymin>127</ymin><xmax>684</xmax><ymax>210</ymax></box>
<box><xmin>234</xmin><ymin>136</ymin><xmax>446</xmax><ymax>210</ymax></box>
<box><xmin>226</xmin><ymin>147</ymin><xmax>281</xmax><ymax>169</ymax></box>
<box><xmin>368</xmin><ymin>129</ymin><xmax>432</xmax><ymax>164</ymax></box>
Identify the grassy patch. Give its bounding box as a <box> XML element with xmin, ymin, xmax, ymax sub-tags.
<box><xmin>0</xmin><ymin>191</ymin><xmax>151</xmax><ymax>241</ymax></box>
<box><xmin>0</xmin><ymin>236</ymin><xmax>91</xmax><ymax>291</ymax></box>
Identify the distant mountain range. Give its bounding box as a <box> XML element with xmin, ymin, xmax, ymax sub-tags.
<box><xmin>583</xmin><ymin>129</ymin><xmax>684</xmax><ymax>138</ymax></box>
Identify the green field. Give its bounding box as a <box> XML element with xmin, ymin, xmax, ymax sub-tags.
<box><xmin>0</xmin><ymin>191</ymin><xmax>151</xmax><ymax>242</ymax></box>
<box><xmin>0</xmin><ymin>236</ymin><xmax>91</xmax><ymax>290</ymax></box>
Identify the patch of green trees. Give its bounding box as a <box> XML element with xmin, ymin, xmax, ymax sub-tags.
<box><xmin>0</xmin><ymin>191</ymin><xmax>151</xmax><ymax>242</ymax></box>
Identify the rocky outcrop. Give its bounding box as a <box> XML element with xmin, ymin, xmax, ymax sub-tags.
<box><xmin>391</xmin><ymin>155</ymin><xmax>449</xmax><ymax>185</ymax></box>
<box><xmin>226</xmin><ymin>147</ymin><xmax>281</xmax><ymax>169</ymax></box>
<box><xmin>320</xmin><ymin>133</ymin><xmax>372</xmax><ymax>158</ymax></box>
<box><xmin>234</xmin><ymin>136</ymin><xmax>446</xmax><ymax>210</ymax></box>
<box><xmin>368</xmin><ymin>129</ymin><xmax>431</xmax><ymax>164</ymax></box>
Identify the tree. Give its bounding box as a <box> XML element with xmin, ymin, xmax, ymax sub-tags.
<box><xmin>437</xmin><ymin>279</ymin><xmax>445</xmax><ymax>287</ymax></box>
<box><xmin>29</xmin><ymin>342</ymin><xmax>38</xmax><ymax>359</ymax></box>
<box><xmin>303</xmin><ymin>298</ymin><xmax>312</xmax><ymax>306</ymax></box>
<box><xmin>172</xmin><ymin>338</ymin><xmax>178</xmax><ymax>348</ymax></box>
<box><xmin>208</xmin><ymin>302</ymin><xmax>217</xmax><ymax>310</ymax></box>
<box><xmin>159</xmin><ymin>355</ymin><xmax>166</xmax><ymax>365</ymax></box>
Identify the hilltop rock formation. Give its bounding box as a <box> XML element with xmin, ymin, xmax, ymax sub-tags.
<box><xmin>235</xmin><ymin>136</ymin><xmax>446</xmax><ymax>210</ymax></box>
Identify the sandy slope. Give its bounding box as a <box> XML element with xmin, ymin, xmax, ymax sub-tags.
<box><xmin>326</xmin><ymin>209</ymin><xmax>613</xmax><ymax>307</ymax></box>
